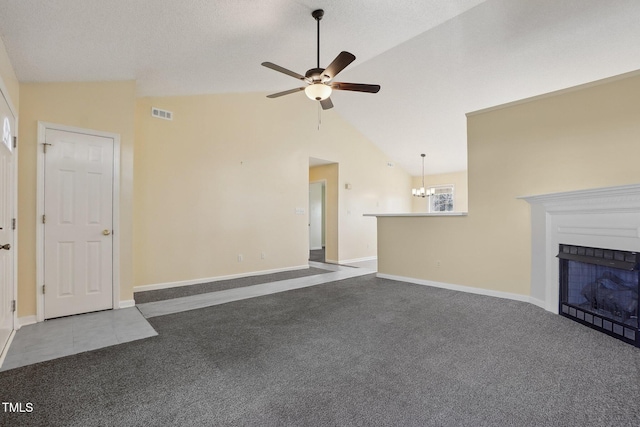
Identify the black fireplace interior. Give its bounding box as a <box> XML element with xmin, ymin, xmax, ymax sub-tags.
<box><xmin>558</xmin><ymin>244</ymin><xmax>639</xmax><ymax>347</ymax></box>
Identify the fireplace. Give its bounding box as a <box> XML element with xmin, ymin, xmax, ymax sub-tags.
<box><xmin>558</xmin><ymin>244</ymin><xmax>639</xmax><ymax>346</ymax></box>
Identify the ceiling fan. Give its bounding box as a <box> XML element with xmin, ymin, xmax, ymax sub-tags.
<box><xmin>262</xmin><ymin>9</ymin><xmax>380</xmax><ymax>110</ymax></box>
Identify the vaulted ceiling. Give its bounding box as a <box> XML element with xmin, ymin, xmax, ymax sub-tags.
<box><xmin>1</xmin><ymin>0</ymin><xmax>639</xmax><ymax>175</ymax></box>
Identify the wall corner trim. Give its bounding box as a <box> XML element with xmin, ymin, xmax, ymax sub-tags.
<box><xmin>17</xmin><ymin>315</ymin><xmax>37</xmax><ymax>329</ymax></box>
<box><xmin>118</xmin><ymin>300</ymin><xmax>136</xmax><ymax>309</ymax></box>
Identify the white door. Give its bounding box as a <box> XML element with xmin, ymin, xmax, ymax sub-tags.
<box><xmin>43</xmin><ymin>129</ymin><xmax>114</xmax><ymax>319</ymax></box>
<box><xmin>309</xmin><ymin>182</ymin><xmax>323</xmax><ymax>250</ymax></box>
<box><xmin>0</xmin><ymin>93</ymin><xmax>15</xmax><ymax>352</ymax></box>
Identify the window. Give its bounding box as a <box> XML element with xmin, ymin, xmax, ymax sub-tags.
<box><xmin>429</xmin><ymin>185</ymin><xmax>454</xmax><ymax>212</ymax></box>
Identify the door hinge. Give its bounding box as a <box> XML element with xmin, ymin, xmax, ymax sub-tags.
<box><xmin>12</xmin><ymin>218</ymin><xmax>16</xmax><ymax>230</ymax></box>
<box><xmin>42</xmin><ymin>285</ymin><xmax>45</xmax><ymax>294</ymax></box>
<box><xmin>42</xmin><ymin>214</ymin><xmax>46</xmax><ymax>224</ymax></box>
<box><xmin>11</xmin><ymin>300</ymin><xmax>16</xmax><ymax>312</ymax></box>
<box><xmin>13</xmin><ymin>136</ymin><xmax>17</xmax><ymax>149</ymax></box>
<box><xmin>43</xmin><ymin>142</ymin><xmax>52</xmax><ymax>153</ymax></box>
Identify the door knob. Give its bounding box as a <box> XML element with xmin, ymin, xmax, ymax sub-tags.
<box><xmin>0</xmin><ymin>243</ymin><xmax>10</xmax><ymax>250</ymax></box>
<box><xmin>103</xmin><ymin>230</ymin><xmax>111</xmax><ymax>236</ymax></box>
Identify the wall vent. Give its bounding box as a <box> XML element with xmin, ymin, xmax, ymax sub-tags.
<box><xmin>151</xmin><ymin>107</ymin><xmax>173</xmax><ymax>120</ymax></box>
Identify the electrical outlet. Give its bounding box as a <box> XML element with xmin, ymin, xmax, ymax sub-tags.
<box><xmin>261</xmin><ymin>252</ymin><xmax>266</xmax><ymax>259</ymax></box>
<box><xmin>238</xmin><ymin>254</ymin><xmax>244</xmax><ymax>262</ymax></box>
<box><xmin>436</xmin><ymin>260</ymin><xmax>441</xmax><ymax>268</ymax></box>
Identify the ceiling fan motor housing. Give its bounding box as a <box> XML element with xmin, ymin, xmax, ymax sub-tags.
<box><xmin>305</xmin><ymin>67</ymin><xmax>330</xmax><ymax>83</ymax></box>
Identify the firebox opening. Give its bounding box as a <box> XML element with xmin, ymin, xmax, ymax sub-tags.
<box><xmin>558</xmin><ymin>244</ymin><xmax>639</xmax><ymax>347</ymax></box>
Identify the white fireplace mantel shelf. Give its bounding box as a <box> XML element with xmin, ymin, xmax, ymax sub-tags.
<box><xmin>519</xmin><ymin>183</ymin><xmax>640</xmax><ymax>214</ymax></box>
<box><xmin>520</xmin><ymin>183</ymin><xmax>640</xmax><ymax>313</ymax></box>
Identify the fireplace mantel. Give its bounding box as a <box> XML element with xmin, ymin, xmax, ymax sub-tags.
<box><xmin>520</xmin><ymin>184</ymin><xmax>640</xmax><ymax>313</ymax></box>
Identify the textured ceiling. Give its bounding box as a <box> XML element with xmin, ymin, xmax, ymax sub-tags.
<box><xmin>0</xmin><ymin>0</ymin><xmax>639</xmax><ymax>175</ymax></box>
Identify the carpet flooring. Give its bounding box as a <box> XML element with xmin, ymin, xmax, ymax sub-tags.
<box><xmin>2</xmin><ymin>275</ymin><xmax>639</xmax><ymax>426</ymax></box>
<box><xmin>309</xmin><ymin>248</ymin><xmax>325</xmax><ymax>263</ymax></box>
<box><xmin>134</xmin><ymin>267</ymin><xmax>331</xmax><ymax>304</ymax></box>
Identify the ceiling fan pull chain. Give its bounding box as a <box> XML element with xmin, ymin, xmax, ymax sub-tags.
<box><xmin>318</xmin><ymin>103</ymin><xmax>321</xmax><ymax>130</ymax></box>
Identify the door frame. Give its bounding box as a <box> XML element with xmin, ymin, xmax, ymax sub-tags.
<box><xmin>0</xmin><ymin>75</ymin><xmax>18</xmax><ymax>349</ymax></box>
<box><xmin>36</xmin><ymin>122</ymin><xmax>121</xmax><ymax>322</ymax></box>
<box><xmin>309</xmin><ymin>179</ymin><xmax>326</xmax><ymax>251</ymax></box>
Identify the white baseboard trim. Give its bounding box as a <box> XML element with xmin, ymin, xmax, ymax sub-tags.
<box><xmin>134</xmin><ymin>265</ymin><xmax>311</xmax><ymax>293</ymax></box>
<box><xmin>376</xmin><ymin>273</ymin><xmax>533</xmax><ymax>304</ymax></box>
<box><xmin>340</xmin><ymin>256</ymin><xmax>377</xmax><ymax>264</ymax></box>
<box><xmin>528</xmin><ymin>297</ymin><xmax>546</xmax><ymax>310</ymax></box>
<box><xmin>118</xmin><ymin>300</ymin><xmax>136</xmax><ymax>309</ymax></box>
<box><xmin>17</xmin><ymin>315</ymin><xmax>37</xmax><ymax>329</ymax></box>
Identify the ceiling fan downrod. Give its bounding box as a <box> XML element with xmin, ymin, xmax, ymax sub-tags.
<box><xmin>312</xmin><ymin>9</ymin><xmax>324</xmax><ymax>69</ymax></box>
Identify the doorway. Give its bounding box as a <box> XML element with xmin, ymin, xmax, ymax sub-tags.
<box><xmin>37</xmin><ymin>123</ymin><xmax>121</xmax><ymax>320</ymax></box>
<box><xmin>0</xmin><ymin>86</ymin><xmax>16</xmax><ymax>355</ymax></box>
<box><xmin>309</xmin><ymin>181</ymin><xmax>325</xmax><ymax>262</ymax></box>
<box><xmin>309</xmin><ymin>158</ymin><xmax>338</xmax><ymax>263</ymax></box>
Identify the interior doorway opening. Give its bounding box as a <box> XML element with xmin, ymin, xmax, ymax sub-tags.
<box><xmin>309</xmin><ymin>158</ymin><xmax>338</xmax><ymax>264</ymax></box>
<box><xmin>309</xmin><ymin>181</ymin><xmax>325</xmax><ymax>262</ymax></box>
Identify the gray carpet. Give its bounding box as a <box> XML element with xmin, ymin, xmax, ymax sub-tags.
<box><xmin>2</xmin><ymin>275</ymin><xmax>639</xmax><ymax>426</ymax></box>
<box><xmin>134</xmin><ymin>267</ymin><xmax>331</xmax><ymax>304</ymax></box>
<box><xmin>309</xmin><ymin>248</ymin><xmax>325</xmax><ymax>263</ymax></box>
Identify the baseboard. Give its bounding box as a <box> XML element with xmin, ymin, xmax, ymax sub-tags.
<box><xmin>17</xmin><ymin>315</ymin><xmax>37</xmax><ymax>329</ymax></box>
<box><xmin>340</xmin><ymin>256</ymin><xmax>377</xmax><ymax>264</ymax></box>
<box><xmin>134</xmin><ymin>265</ymin><xmax>310</xmax><ymax>293</ymax></box>
<box><xmin>118</xmin><ymin>300</ymin><xmax>136</xmax><ymax>309</ymax></box>
<box><xmin>528</xmin><ymin>297</ymin><xmax>547</xmax><ymax>311</ymax></box>
<box><xmin>376</xmin><ymin>273</ymin><xmax>532</xmax><ymax>304</ymax></box>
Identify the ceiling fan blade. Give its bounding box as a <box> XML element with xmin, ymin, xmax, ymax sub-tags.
<box><xmin>330</xmin><ymin>82</ymin><xmax>381</xmax><ymax>93</ymax></box>
<box><xmin>320</xmin><ymin>97</ymin><xmax>334</xmax><ymax>110</ymax></box>
<box><xmin>261</xmin><ymin>62</ymin><xmax>307</xmax><ymax>81</ymax></box>
<box><xmin>266</xmin><ymin>87</ymin><xmax>305</xmax><ymax>98</ymax></box>
<box><xmin>323</xmin><ymin>51</ymin><xmax>356</xmax><ymax>80</ymax></box>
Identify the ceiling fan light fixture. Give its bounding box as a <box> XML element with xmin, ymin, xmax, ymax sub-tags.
<box><xmin>305</xmin><ymin>83</ymin><xmax>332</xmax><ymax>101</ymax></box>
<box><xmin>262</xmin><ymin>9</ymin><xmax>379</xmax><ymax>110</ymax></box>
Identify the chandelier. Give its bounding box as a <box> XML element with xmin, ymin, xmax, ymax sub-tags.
<box><xmin>412</xmin><ymin>154</ymin><xmax>434</xmax><ymax>198</ymax></box>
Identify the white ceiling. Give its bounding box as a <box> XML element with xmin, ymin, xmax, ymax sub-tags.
<box><xmin>1</xmin><ymin>0</ymin><xmax>639</xmax><ymax>175</ymax></box>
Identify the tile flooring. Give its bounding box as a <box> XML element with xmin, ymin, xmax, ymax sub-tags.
<box><xmin>1</xmin><ymin>307</ymin><xmax>157</xmax><ymax>371</ymax></box>
<box><xmin>1</xmin><ymin>261</ymin><xmax>375</xmax><ymax>371</ymax></box>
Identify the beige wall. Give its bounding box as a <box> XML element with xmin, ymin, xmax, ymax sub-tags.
<box><xmin>134</xmin><ymin>93</ymin><xmax>411</xmax><ymax>287</ymax></box>
<box><xmin>379</xmin><ymin>72</ymin><xmax>640</xmax><ymax>297</ymax></box>
<box><xmin>11</xmin><ymin>79</ymin><xmax>409</xmax><ymax>315</ymax></box>
<box><xmin>306</xmin><ymin>114</ymin><xmax>412</xmax><ymax>262</ymax></box>
<box><xmin>17</xmin><ymin>81</ymin><xmax>136</xmax><ymax>316</ymax></box>
<box><xmin>411</xmin><ymin>170</ymin><xmax>468</xmax><ymax>213</ymax></box>
<box><xmin>309</xmin><ymin>164</ymin><xmax>339</xmax><ymax>262</ymax></box>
